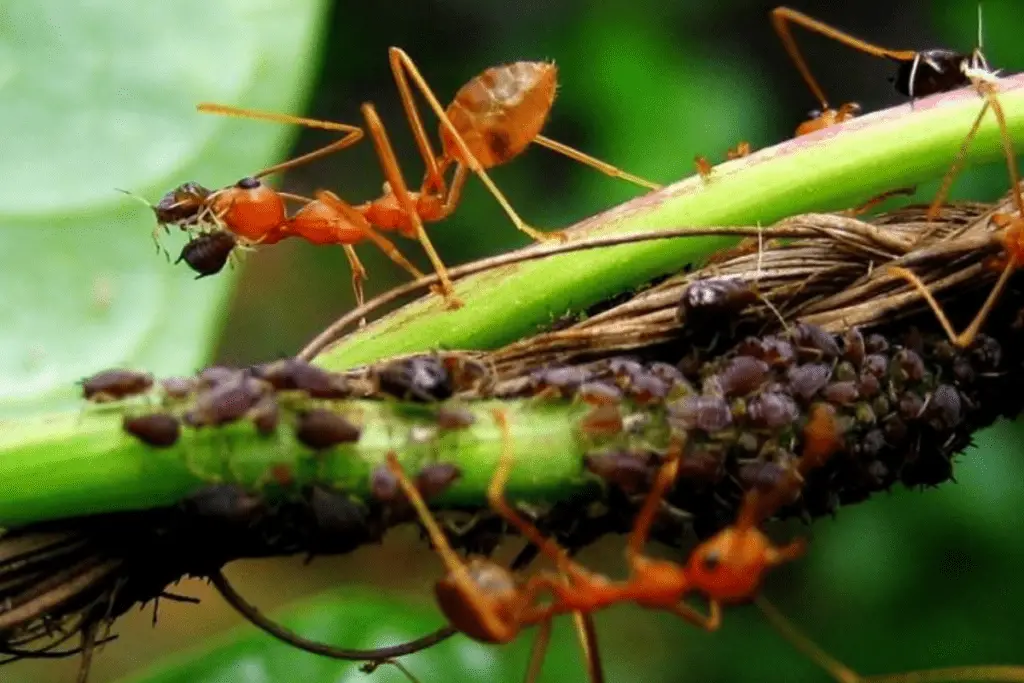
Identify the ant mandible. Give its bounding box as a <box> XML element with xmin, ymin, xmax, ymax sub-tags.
<box><xmin>771</xmin><ymin>6</ymin><xmax>991</xmax><ymax>136</ymax></box>
<box><xmin>385</xmin><ymin>403</ymin><xmax>842</xmax><ymax>682</ymax></box>
<box><xmin>885</xmin><ymin>74</ymin><xmax>1024</xmax><ymax>350</ymax></box>
<box><xmin>196</xmin><ymin>49</ymin><xmax>661</xmax><ymax>308</ymax></box>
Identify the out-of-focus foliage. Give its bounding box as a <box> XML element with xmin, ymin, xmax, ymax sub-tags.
<box><xmin>0</xmin><ymin>0</ymin><xmax>328</xmax><ymax>418</ymax></box>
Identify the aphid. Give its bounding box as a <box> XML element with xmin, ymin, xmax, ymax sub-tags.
<box><xmin>294</xmin><ymin>409</ymin><xmax>361</xmax><ymax>450</ymax></box>
<box><xmin>577</xmin><ymin>381</ymin><xmax>623</xmax><ymax>407</ymax></box>
<box><xmin>579</xmin><ymin>404</ymin><xmax>625</xmax><ymax>438</ymax></box>
<box><xmin>584</xmin><ymin>450</ymin><xmax>656</xmax><ymax>495</ymax></box>
<box><xmin>771</xmin><ymin>6</ymin><xmax>990</xmax><ymax>135</ymax></box>
<box><xmin>787</xmin><ymin>363</ymin><xmax>833</xmax><ymax>401</ymax></box>
<box><xmin>198</xmin><ymin>365</ymin><xmax>243</xmax><ymax>388</ymax></box>
<box><xmin>376</xmin><ymin>356</ymin><xmax>454</xmax><ymax>402</ymax></box>
<box><xmin>152</xmin><ymin>182</ymin><xmax>214</xmax><ymax>227</ymax></box>
<box><xmin>679</xmin><ymin>277</ymin><xmax>759</xmax><ymax>323</ymax></box>
<box><xmin>175</xmin><ymin>230</ymin><xmax>237</xmax><ymax>279</ymax></box>
<box><xmin>160</xmin><ymin>376</ymin><xmax>197</xmax><ymax>401</ymax></box>
<box><xmin>667</xmin><ymin>395</ymin><xmax>733</xmax><ymax>433</ymax></box>
<box><xmin>249</xmin><ymin>396</ymin><xmax>280</xmax><ymax>436</ymax></box>
<box><xmin>81</xmin><ymin>368</ymin><xmax>154</xmax><ymax>402</ymax></box>
<box><xmin>194</xmin><ymin>50</ymin><xmax>659</xmax><ymax>308</ymax></box>
<box><xmin>181</xmin><ymin>484</ymin><xmax>265</xmax><ymax>524</ymax></box>
<box><xmin>436</xmin><ymin>405</ymin><xmax>476</xmax><ymax>431</ymax></box>
<box><xmin>415</xmin><ymin>463</ymin><xmax>461</xmax><ymax>500</ymax></box>
<box><xmin>251</xmin><ymin>357</ymin><xmax>349</xmax><ymax>399</ymax></box>
<box><xmin>532</xmin><ymin>366</ymin><xmax>591</xmax><ymax>398</ymax></box>
<box><xmin>122</xmin><ymin>412</ymin><xmax>180</xmax><ymax>448</ymax></box>
<box><xmin>185</xmin><ymin>376</ymin><xmax>268</xmax><ymax>428</ymax></box>
<box><xmin>717</xmin><ymin>357</ymin><xmax>770</xmax><ymax>397</ymax></box>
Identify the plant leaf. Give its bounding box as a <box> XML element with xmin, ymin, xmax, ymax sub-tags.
<box><xmin>0</xmin><ymin>0</ymin><xmax>329</xmax><ymax>418</ymax></box>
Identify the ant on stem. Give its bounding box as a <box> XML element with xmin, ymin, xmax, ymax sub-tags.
<box><xmin>194</xmin><ymin>48</ymin><xmax>661</xmax><ymax>309</ymax></box>
<box><xmin>772</xmin><ymin>6</ymin><xmax>992</xmax><ymax>135</ymax></box>
<box><xmin>885</xmin><ymin>75</ymin><xmax>1024</xmax><ymax>350</ymax></box>
<box><xmin>384</xmin><ymin>402</ymin><xmax>842</xmax><ymax>682</ymax></box>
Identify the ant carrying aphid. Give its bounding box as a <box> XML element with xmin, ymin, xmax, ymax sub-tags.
<box><xmin>384</xmin><ymin>403</ymin><xmax>842</xmax><ymax>682</ymax></box>
<box><xmin>885</xmin><ymin>73</ymin><xmax>1024</xmax><ymax>350</ymax></box>
<box><xmin>193</xmin><ymin>48</ymin><xmax>660</xmax><ymax>309</ymax></box>
<box><xmin>771</xmin><ymin>6</ymin><xmax>993</xmax><ymax>135</ymax></box>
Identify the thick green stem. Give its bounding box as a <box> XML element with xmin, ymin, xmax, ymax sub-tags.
<box><xmin>314</xmin><ymin>75</ymin><xmax>1024</xmax><ymax>370</ymax></box>
<box><xmin>0</xmin><ymin>401</ymin><xmax>595</xmax><ymax>526</ymax></box>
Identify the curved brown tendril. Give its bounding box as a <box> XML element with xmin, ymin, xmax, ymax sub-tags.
<box><xmin>210</xmin><ymin>570</ymin><xmax>456</xmax><ymax>661</ymax></box>
<box><xmin>298</xmin><ymin>224</ymin><xmax>818</xmax><ymax>361</ymax></box>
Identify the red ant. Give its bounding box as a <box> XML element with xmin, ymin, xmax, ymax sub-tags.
<box><xmin>384</xmin><ymin>403</ymin><xmax>841</xmax><ymax>681</ymax></box>
<box><xmin>193</xmin><ymin>48</ymin><xmax>661</xmax><ymax>310</ymax></box>
<box><xmin>694</xmin><ymin>141</ymin><xmax>752</xmax><ymax>182</ymax></box>
<box><xmin>771</xmin><ymin>6</ymin><xmax>991</xmax><ymax>136</ymax></box>
<box><xmin>885</xmin><ymin>74</ymin><xmax>1023</xmax><ymax>349</ymax></box>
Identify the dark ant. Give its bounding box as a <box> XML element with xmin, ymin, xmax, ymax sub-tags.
<box><xmin>772</xmin><ymin>6</ymin><xmax>991</xmax><ymax>135</ymax></box>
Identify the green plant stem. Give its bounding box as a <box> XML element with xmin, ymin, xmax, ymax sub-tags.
<box><xmin>0</xmin><ymin>401</ymin><xmax>597</xmax><ymax>527</ymax></box>
<box><xmin>314</xmin><ymin>74</ymin><xmax>1024</xmax><ymax>371</ymax></box>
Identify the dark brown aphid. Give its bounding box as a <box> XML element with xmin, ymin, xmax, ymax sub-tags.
<box><xmin>927</xmin><ymin>384</ymin><xmax>962</xmax><ymax>431</ymax></box>
<box><xmin>181</xmin><ymin>484</ymin><xmax>265</xmax><ymax>524</ymax></box>
<box><xmin>822</xmin><ymin>381</ymin><xmax>859</xmax><ymax>405</ymax></box>
<box><xmin>792</xmin><ymin>323</ymin><xmax>841</xmax><ymax>361</ymax></box>
<box><xmin>376</xmin><ymin>356</ymin><xmax>454</xmax><ymax>402</ymax></box>
<box><xmin>584</xmin><ymin>451</ymin><xmax>656</xmax><ymax>495</ymax></box>
<box><xmin>295</xmin><ymin>409</ymin><xmax>361</xmax><ymax>450</ymax></box>
<box><xmin>579</xmin><ymin>404</ymin><xmax>624</xmax><ymax>437</ymax></box>
<box><xmin>627</xmin><ymin>373</ymin><xmax>669</xmax><ymax>406</ymax></box>
<box><xmin>122</xmin><ymin>412</ymin><xmax>180</xmax><ymax>448</ymax></box>
<box><xmin>415</xmin><ymin>463</ymin><xmax>462</xmax><ymax>499</ymax></box>
<box><xmin>198</xmin><ymin>365</ymin><xmax>244</xmax><ymax>388</ymax></box>
<box><xmin>153</xmin><ymin>182</ymin><xmax>213</xmax><ymax>226</ymax></box>
<box><xmin>667</xmin><ymin>395</ymin><xmax>733</xmax><ymax>433</ymax></box>
<box><xmin>747</xmin><ymin>392</ymin><xmax>800</xmax><ymax>429</ymax></box>
<box><xmin>252</xmin><ymin>358</ymin><xmax>349</xmax><ymax>398</ymax></box>
<box><xmin>81</xmin><ymin>368</ymin><xmax>154</xmax><ymax>402</ymax></box>
<box><xmin>677</xmin><ymin>445</ymin><xmax>726</xmax><ymax>483</ymax></box>
<box><xmin>532</xmin><ymin>365</ymin><xmax>591</xmax><ymax>397</ymax></box>
<box><xmin>646</xmin><ymin>362</ymin><xmax>686</xmax><ymax>388</ymax></box>
<box><xmin>176</xmin><ymin>230</ymin><xmax>237</xmax><ymax>279</ymax></box>
<box><xmin>250</xmin><ymin>396</ymin><xmax>280</xmax><ymax>436</ymax></box>
<box><xmin>607</xmin><ymin>358</ymin><xmax>643</xmax><ymax>389</ymax></box>
<box><xmin>370</xmin><ymin>465</ymin><xmax>401</xmax><ymax>503</ymax></box>
<box><xmin>441</xmin><ymin>354</ymin><xmax>494</xmax><ymax>393</ymax></box>
<box><xmin>186</xmin><ymin>377</ymin><xmax>267</xmax><ymax>427</ymax></box>
<box><xmin>161</xmin><ymin>376</ymin><xmax>198</xmax><ymax>400</ymax></box>
<box><xmin>577</xmin><ymin>382</ymin><xmax>623</xmax><ymax>407</ymax></box>
<box><xmin>787</xmin><ymin>363</ymin><xmax>833</xmax><ymax>401</ymax></box>
<box><xmin>678</xmin><ymin>276</ymin><xmax>758</xmax><ymax>321</ymax></box>
<box><xmin>718</xmin><ymin>357</ymin><xmax>770</xmax><ymax>397</ymax></box>
<box><xmin>436</xmin><ymin>405</ymin><xmax>476</xmax><ymax>431</ymax></box>
<box><xmin>305</xmin><ymin>485</ymin><xmax>368</xmax><ymax>539</ymax></box>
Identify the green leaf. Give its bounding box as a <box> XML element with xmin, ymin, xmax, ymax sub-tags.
<box><xmin>314</xmin><ymin>75</ymin><xmax>1024</xmax><ymax>371</ymax></box>
<box><xmin>0</xmin><ymin>0</ymin><xmax>329</xmax><ymax>418</ymax></box>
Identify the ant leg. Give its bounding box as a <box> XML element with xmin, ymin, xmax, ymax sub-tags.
<box><xmin>570</xmin><ymin>610</ymin><xmax>606</xmax><ymax>683</ymax></box>
<box><xmin>487</xmin><ymin>410</ymin><xmax>592</xmax><ymax>581</ymax></box>
<box><xmin>532</xmin><ymin>135</ymin><xmax>662</xmax><ymax>191</ymax></box>
<box><xmin>925</xmin><ymin>96</ymin><xmax>992</xmax><ymax>222</ymax></box>
<box><xmin>341</xmin><ymin>245</ymin><xmax>367</xmax><ymax>310</ymax></box>
<box><xmin>665</xmin><ymin>599</ymin><xmax>722</xmax><ymax>632</ymax></box>
<box><xmin>388</xmin><ymin>47</ymin><xmax>562</xmax><ymax>243</ymax></box>
<box><xmin>384</xmin><ymin>452</ymin><xmax>515</xmax><ymax>642</ymax></box>
<box><xmin>887</xmin><ymin>260</ymin><xmax>1016</xmax><ymax>348</ymax></box>
<box><xmin>771</xmin><ymin>8</ymin><xmax>916</xmax><ymax>113</ymax></box>
<box><xmin>626</xmin><ymin>437</ymin><xmax>682</xmax><ymax>560</ymax></box>
<box><xmin>360</xmin><ymin>103</ymin><xmax>462</xmax><ymax>309</ymax></box>
<box><xmin>314</xmin><ymin>191</ymin><xmax>428</xmax><ymax>282</ymax></box>
<box><xmin>195</xmin><ymin>103</ymin><xmax>364</xmax><ymax>179</ymax></box>
<box><xmin>360</xmin><ymin>659</ymin><xmax>422</xmax><ymax>683</ymax></box>
<box><xmin>755</xmin><ymin>596</ymin><xmax>860</xmax><ymax>683</ymax></box>
<box><xmin>524</xmin><ymin>618</ymin><xmax>553</xmax><ymax>683</ymax></box>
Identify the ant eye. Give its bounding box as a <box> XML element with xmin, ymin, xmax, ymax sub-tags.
<box><xmin>807</xmin><ymin>109</ymin><xmax>822</xmax><ymax>119</ymax></box>
<box><xmin>702</xmin><ymin>550</ymin><xmax>721</xmax><ymax>571</ymax></box>
<box><xmin>236</xmin><ymin>176</ymin><xmax>261</xmax><ymax>190</ymax></box>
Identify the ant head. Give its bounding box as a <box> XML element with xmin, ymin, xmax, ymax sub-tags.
<box><xmin>434</xmin><ymin>558</ymin><xmax>518</xmax><ymax>644</ymax></box>
<box><xmin>210</xmin><ymin>179</ymin><xmax>286</xmax><ymax>242</ymax></box>
<box><xmin>683</xmin><ymin>526</ymin><xmax>775</xmax><ymax>602</ymax></box>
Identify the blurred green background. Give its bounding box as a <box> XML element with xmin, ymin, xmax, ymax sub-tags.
<box><xmin>5</xmin><ymin>0</ymin><xmax>1024</xmax><ymax>681</ymax></box>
